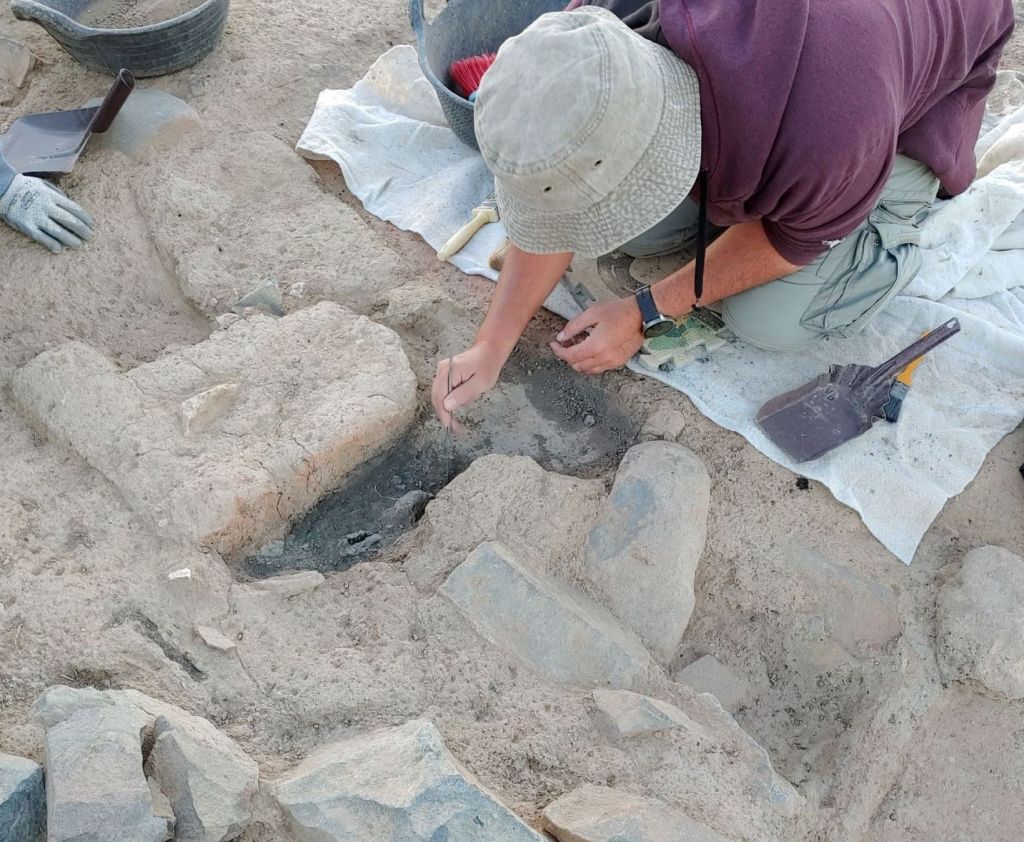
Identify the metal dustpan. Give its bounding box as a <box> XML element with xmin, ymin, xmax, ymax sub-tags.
<box><xmin>757</xmin><ymin>318</ymin><xmax>961</xmax><ymax>462</ymax></box>
<box><xmin>1</xmin><ymin>68</ymin><xmax>134</xmax><ymax>177</ymax></box>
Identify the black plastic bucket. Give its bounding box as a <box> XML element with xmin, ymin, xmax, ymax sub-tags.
<box><xmin>409</xmin><ymin>0</ymin><xmax>567</xmax><ymax>149</ymax></box>
<box><xmin>10</xmin><ymin>0</ymin><xmax>230</xmax><ymax>78</ymax></box>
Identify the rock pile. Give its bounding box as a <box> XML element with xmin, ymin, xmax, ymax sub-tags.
<box><xmin>29</xmin><ymin>686</ymin><xmax>259</xmax><ymax>842</ymax></box>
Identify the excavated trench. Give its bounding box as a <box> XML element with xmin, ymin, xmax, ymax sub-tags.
<box><xmin>240</xmin><ymin>346</ymin><xmax>640</xmax><ymax>578</ymax></box>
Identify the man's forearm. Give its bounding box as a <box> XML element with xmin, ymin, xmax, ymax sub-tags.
<box><xmin>651</xmin><ymin>221</ymin><xmax>803</xmax><ymax>317</ymax></box>
<box><xmin>475</xmin><ymin>244</ymin><xmax>573</xmax><ymax>357</ymax></box>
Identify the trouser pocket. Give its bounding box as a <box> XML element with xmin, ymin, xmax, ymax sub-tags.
<box><xmin>799</xmin><ymin>194</ymin><xmax>930</xmax><ymax>336</ymax></box>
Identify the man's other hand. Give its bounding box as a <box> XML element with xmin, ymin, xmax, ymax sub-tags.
<box><xmin>550</xmin><ymin>297</ymin><xmax>644</xmax><ymax>375</ymax></box>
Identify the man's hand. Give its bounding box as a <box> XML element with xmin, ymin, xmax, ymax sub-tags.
<box><xmin>550</xmin><ymin>296</ymin><xmax>645</xmax><ymax>374</ymax></box>
<box><xmin>0</xmin><ymin>174</ymin><xmax>94</xmax><ymax>253</ymax></box>
<box><xmin>431</xmin><ymin>342</ymin><xmax>505</xmax><ymax>430</ymax></box>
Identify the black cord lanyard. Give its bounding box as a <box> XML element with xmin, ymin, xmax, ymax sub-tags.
<box><xmin>693</xmin><ymin>169</ymin><xmax>708</xmax><ymax>309</ymax></box>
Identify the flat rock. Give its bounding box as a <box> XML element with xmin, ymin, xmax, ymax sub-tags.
<box><xmin>134</xmin><ymin>130</ymin><xmax>405</xmax><ymax>317</ymax></box>
<box><xmin>35</xmin><ymin>686</ymin><xmax>259</xmax><ymax>842</ymax></box>
<box><xmin>441</xmin><ymin>542</ymin><xmax>653</xmax><ymax>689</ymax></box>
<box><xmin>937</xmin><ymin>545</ymin><xmax>1024</xmax><ymax>699</ymax></box>
<box><xmin>275</xmin><ymin>719</ymin><xmax>544</xmax><ymax>841</ymax></box>
<box><xmin>674</xmin><ymin>655</ymin><xmax>753</xmax><ymax>714</ymax></box>
<box><xmin>232</xmin><ymin>570</ymin><xmax>325</xmax><ymax>601</ymax></box>
<box><xmin>0</xmin><ymin>36</ymin><xmax>33</xmax><ymax>88</ymax></box>
<box><xmin>592</xmin><ymin>688</ymin><xmax>707</xmax><ymax>740</ymax></box>
<box><xmin>542</xmin><ymin>784</ymin><xmax>730</xmax><ymax>842</ymax></box>
<box><xmin>11</xmin><ymin>304</ymin><xmax>416</xmax><ymax>556</ymax></box>
<box><xmin>779</xmin><ymin>542</ymin><xmax>901</xmax><ymax>674</ymax></box>
<box><xmin>89</xmin><ymin>89</ymin><xmax>201</xmax><ymax>160</ymax></box>
<box><xmin>0</xmin><ymin>752</ymin><xmax>45</xmax><ymax>842</ymax></box>
<box><xmin>583</xmin><ymin>442</ymin><xmax>711</xmax><ymax>663</ymax></box>
<box><xmin>639</xmin><ymin>403</ymin><xmax>687</xmax><ymax>442</ymax></box>
<box><xmin>180</xmin><ymin>383</ymin><xmax>239</xmax><ymax>436</ymax></box>
<box><xmin>405</xmin><ymin>454</ymin><xmax>604</xmax><ymax>592</ymax></box>
<box><xmin>145</xmin><ymin>714</ymin><xmax>260</xmax><ymax>842</ymax></box>
<box><xmin>44</xmin><ymin>706</ymin><xmax>172</xmax><ymax>842</ymax></box>
<box><xmin>194</xmin><ymin>624</ymin><xmax>237</xmax><ymax>653</ymax></box>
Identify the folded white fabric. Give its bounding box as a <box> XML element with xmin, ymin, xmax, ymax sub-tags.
<box><xmin>298</xmin><ymin>45</ymin><xmax>1024</xmax><ymax>564</ymax></box>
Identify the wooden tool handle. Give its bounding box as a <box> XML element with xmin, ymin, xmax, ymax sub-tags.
<box><xmin>437</xmin><ymin>210</ymin><xmax>490</xmax><ymax>261</ymax></box>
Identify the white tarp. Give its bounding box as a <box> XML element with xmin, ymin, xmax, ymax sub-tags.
<box><xmin>298</xmin><ymin>45</ymin><xmax>1024</xmax><ymax>563</ymax></box>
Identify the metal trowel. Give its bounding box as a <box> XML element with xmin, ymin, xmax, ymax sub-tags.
<box><xmin>1</xmin><ymin>69</ymin><xmax>134</xmax><ymax>176</ymax></box>
<box><xmin>756</xmin><ymin>318</ymin><xmax>961</xmax><ymax>462</ymax></box>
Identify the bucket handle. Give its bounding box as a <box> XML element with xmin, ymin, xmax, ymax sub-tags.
<box><xmin>409</xmin><ymin>0</ymin><xmax>427</xmax><ymax>46</ymax></box>
<box><xmin>10</xmin><ymin>0</ymin><xmax>88</xmax><ymax>40</ymax></box>
<box><xmin>87</xmin><ymin>69</ymin><xmax>136</xmax><ymax>134</ymax></box>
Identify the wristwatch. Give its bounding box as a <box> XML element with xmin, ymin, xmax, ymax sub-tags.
<box><xmin>634</xmin><ymin>285</ymin><xmax>675</xmax><ymax>338</ymax></box>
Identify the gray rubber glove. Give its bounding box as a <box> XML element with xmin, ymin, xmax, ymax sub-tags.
<box><xmin>0</xmin><ymin>174</ymin><xmax>94</xmax><ymax>253</ymax></box>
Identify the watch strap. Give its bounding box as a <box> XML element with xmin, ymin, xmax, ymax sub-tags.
<box><xmin>635</xmin><ymin>285</ymin><xmax>660</xmax><ymax>326</ymax></box>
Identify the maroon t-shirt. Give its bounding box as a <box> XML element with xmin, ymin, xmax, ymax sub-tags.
<box><xmin>567</xmin><ymin>0</ymin><xmax>1015</xmax><ymax>263</ymax></box>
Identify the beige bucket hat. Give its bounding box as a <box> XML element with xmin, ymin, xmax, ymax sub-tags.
<box><xmin>474</xmin><ymin>5</ymin><xmax>701</xmax><ymax>258</ymax></box>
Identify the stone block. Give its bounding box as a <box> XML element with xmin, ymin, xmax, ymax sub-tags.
<box><xmin>11</xmin><ymin>304</ymin><xmax>416</xmax><ymax>556</ymax></box>
<box><xmin>145</xmin><ymin>714</ymin><xmax>259</xmax><ymax>842</ymax></box>
<box><xmin>583</xmin><ymin>442</ymin><xmax>711</xmax><ymax>663</ymax></box>
<box><xmin>937</xmin><ymin>545</ymin><xmax>1024</xmax><ymax>699</ymax></box>
<box><xmin>44</xmin><ymin>706</ymin><xmax>172</xmax><ymax>842</ymax></box>
<box><xmin>441</xmin><ymin>542</ymin><xmax>654</xmax><ymax>689</ymax></box>
<box><xmin>542</xmin><ymin>784</ymin><xmax>730</xmax><ymax>842</ymax></box>
<box><xmin>91</xmin><ymin>89</ymin><xmax>202</xmax><ymax>160</ymax></box>
<box><xmin>275</xmin><ymin>719</ymin><xmax>543</xmax><ymax>841</ymax></box>
<box><xmin>0</xmin><ymin>752</ymin><xmax>45</xmax><ymax>842</ymax></box>
<box><xmin>405</xmin><ymin>454</ymin><xmax>604</xmax><ymax>592</ymax></box>
<box><xmin>674</xmin><ymin>655</ymin><xmax>753</xmax><ymax>713</ymax></box>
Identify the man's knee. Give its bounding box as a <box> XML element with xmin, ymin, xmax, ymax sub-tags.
<box><xmin>618</xmin><ymin>197</ymin><xmax>701</xmax><ymax>258</ymax></box>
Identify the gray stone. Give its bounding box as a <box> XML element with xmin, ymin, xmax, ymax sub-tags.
<box><xmin>90</xmin><ymin>89</ymin><xmax>201</xmax><ymax>160</ymax></box>
<box><xmin>34</xmin><ymin>686</ymin><xmax>260</xmax><ymax>842</ymax></box>
<box><xmin>583</xmin><ymin>441</ymin><xmax>711</xmax><ymax>663</ymax></box>
<box><xmin>194</xmin><ymin>624</ymin><xmax>237</xmax><ymax>653</ymax></box>
<box><xmin>0</xmin><ymin>37</ymin><xmax>33</xmax><ymax>88</ymax></box>
<box><xmin>937</xmin><ymin>545</ymin><xmax>1024</xmax><ymax>699</ymax></box>
<box><xmin>639</xmin><ymin>403</ymin><xmax>687</xmax><ymax>442</ymax></box>
<box><xmin>381</xmin><ymin>489</ymin><xmax>431</xmax><ymax>532</ymax></box>
<box><xmin>405</xmin><ymin>454</ymin><xmax>604</xmax><ymax>593</ymax></box>
<box><xmin>779</xmin><ymin>543</ymin><xmax>901</xmax><ymax>674</ymax></box>
<box><xmin>11</xmin><ymin>304</ymin><xmax>417</xmax><ymax>556</ymax></box>
<box><xmin>44</xmin><ymin>706</ymin><xmax>172</xmax><ymax>842</ymax></box>
<box><xmin>233</xmin><ymin>571</ymin><xmax>325</xmax><ymax>600</ymax></box>
<box><xmin>275</xmin><ymin>719</ymin><xmax>544</xmax><ymax>841</ymax></box>
<box><xmin>542</xmin><ymin>784</ymin><xmax>730</xmax><ymax>842</ymax></box>
<box><xmin>592</xmin><ymin>688</ymin><xmax>707</xmax><ymax>740</ymax></box>
<box><xmin>179</xmin><ymin>383</ymin><xmax>239</xmax><ymax>436</ymax></box>
<box><xmin>441</xmin><ymin>542</ymin><xmax>653</xmax><ymax>689</ymax></box>
<box><xmin>145</xmin><ymin>714</ymin><xmax>259</xmax><ymax>842</ymax></box>
<box><xmin>232</xmin><ymin>280</ymin><xmax>284</xmax><ymax>317</ymax></box>
<box><xmin>0</xmin><ymin>752</ymin><xmax>45</xmax><ymax>842</ymax></box>
<box><xmin>674</xmin><ymin>655</ymin><xmax>753</xmax><ymax>714</ymax></box>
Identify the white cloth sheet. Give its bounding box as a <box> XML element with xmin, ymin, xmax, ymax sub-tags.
<box><xmin>298</xmin><ymin>45</ymin><xmax>1024</xmax><ymax>563</ymax></box>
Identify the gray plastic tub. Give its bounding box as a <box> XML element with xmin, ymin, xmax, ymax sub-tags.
<box><xmin>409</xmin><ymin>0</ymin><xmax>567</xmax><ymax>149</ymax></box>
<box><xmin>10</xmin><ymin>0</ymin><xmax>230</xmax><ymax>77</ymax></box>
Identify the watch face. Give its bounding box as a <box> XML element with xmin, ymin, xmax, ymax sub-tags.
<box><xmin>643</xmin><ymin>319</ymin><xmax>675</xmax><ymax>339</ymax></box>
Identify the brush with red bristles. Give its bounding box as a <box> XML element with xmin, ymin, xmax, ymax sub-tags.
<box><xmin>449</xmin><ymin>52</ymin><xmax>497</xmax><ymax>102</ymax></box>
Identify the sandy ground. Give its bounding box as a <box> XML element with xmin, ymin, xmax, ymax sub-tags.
<box><xmin>1</xmin><ymin>2</ymin><xmax>1023</xmax><ymax>840</ymax></box>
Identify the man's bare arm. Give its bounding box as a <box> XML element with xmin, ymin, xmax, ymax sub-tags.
<box><xmin>430</xmin><ymin>245</ymin><xmax>572</xmax><ymax>426</ymax></box>
<box><xmin>652</xmin><ymin>220</ymin><xmax>802</xmax><ymax>316</ymax></box>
